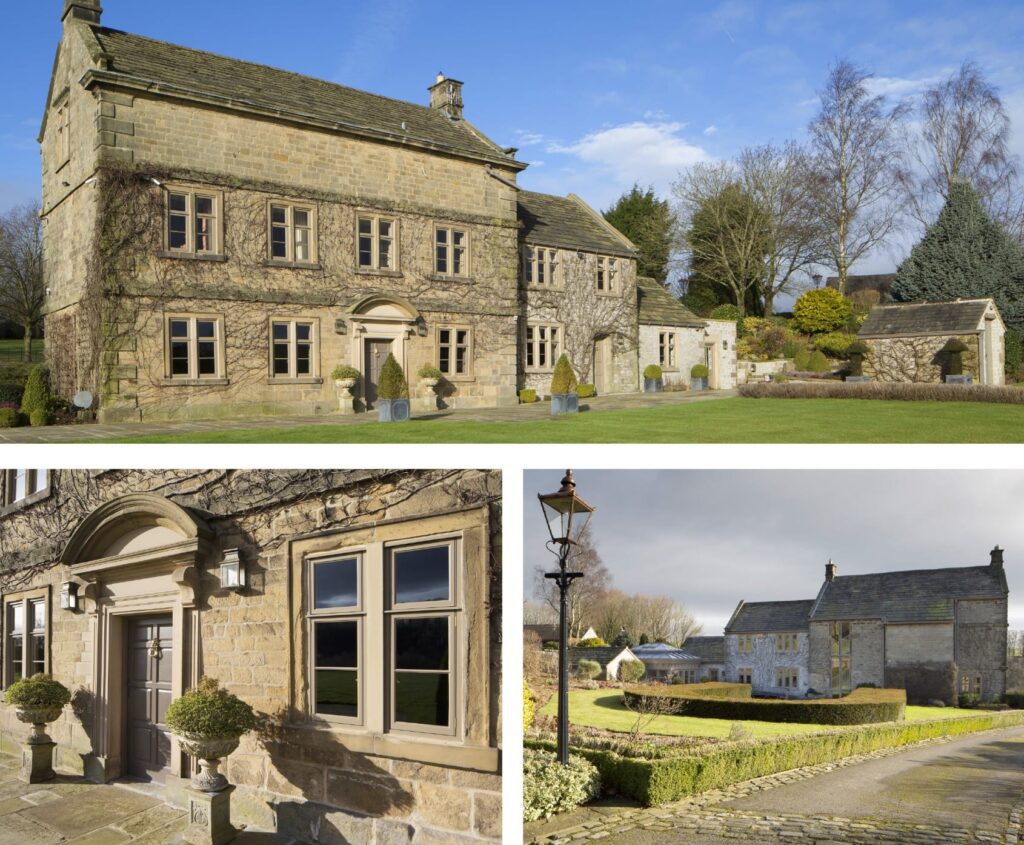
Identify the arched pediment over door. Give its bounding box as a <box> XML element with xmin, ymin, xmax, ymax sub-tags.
<box><xmin>345</xmin><ymin>294</ymin><xmax>425</xmax><ymax>408</ymax></box>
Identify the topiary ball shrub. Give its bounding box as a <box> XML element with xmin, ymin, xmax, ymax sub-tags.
<box><xmin>792</xmin><ymin>288</ymin><xmax>853</xmax><ymax>334</ymax></box>
<box><xmin>4</xmin><ymin>674</ymin><xmax>71</xmax><ymax>710</ymax></box>
<box><xmin>643</xmin><ymin>364</ymin><xmax>663</xmax><ymax>381</ymax></box>
<box><xmin>691</xmin><ymin>364</ymin><xmax>709</xmax><ymax>379</ymax></box>
<box><xmin>807</xmin><ymin>350</ymin><xmax>830</xmax><ymax>373</ymax></box>
<box><xmin>377</xmin><ymin>354</ymin><xmax>409</xmax><ymax>400</ymax></box>
<box><xmin>331</xmin><ymin>365</ymin><xmax>360</xmax><ymax>381</ymax></box>
<box><xmin>550</xmin><ymin>354</ymin><xmax>578</xmax><ymax>395</ymax></box>
<box><xmin>165</xmin><ymin>677</ymin><xmax>256</xmax><ymax>739</ymax></box>
<box><xmin>518</xmin><ymin>389</ymin><xmax>537</xmax><ymax>404</ymax></box>
<box><xmin>20</xmin><ymin>365</ymin><xmax>51</xmax><ymax>416</ymax></box>
<box><xmin>577</xmin><ymin>659</ymin><xmax>601</xmax><ymax>681</ymax></box>
<box><xmin>577</xmin><ymin>384</ymin><xmax>596</xmax><ymax>399</ymax></box>
<box><xmin>523</xmin><ymin>749</ymin><xmax>601</xmax><ymax>821</ymax></box>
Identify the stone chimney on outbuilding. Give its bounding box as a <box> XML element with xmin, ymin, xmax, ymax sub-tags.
<box><xmin>429</xmin><ymin>73</ymin><xmax>464</xmax><ymax>120</ymax></box>
<box><xmin>825</xmin><ymin>559</ymin><xmax>838</xmax><ymax>582</ymax></box>
<box><xmin>991</xmin><ymin>546</ymin><xmax>1004</xmax><ymax>569</ymax></box>
<box><xmin>63</xmin><ymin>0</ymin><xmax>102</xmax><ymax>25</ymax></box>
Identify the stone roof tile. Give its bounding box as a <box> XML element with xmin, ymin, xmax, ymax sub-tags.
<box><xmin>726</xmin><ymin>600</ymin><xmax>814</xmax><ymax>633</ymax></box>
<box><xmin>517</xmin><ymin>191</ymin><xmax>634</xmax><ymax>256</ymax></box>
<box><xmin>637</xmin><ymin>277</ymin><xmax>706</xmax><ymax>327</ymax></box>
<box><xmin>859</xmin><ymin>300</ymin><xmax>993</xmax><ymax>338</ymax></box>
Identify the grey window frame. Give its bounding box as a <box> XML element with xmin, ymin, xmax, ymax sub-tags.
<box><xmin>437</xmin><ymin>326</ymin><xmax>473</xmax><ymax>379</ymax></box>
<box><xmin>268</xmin><ymin>201</ymin><xmax>317</xmax><ymax>264</ymax></box>
<box><xmin>434</xmin><ymin>225</ymin><xmax>469</xmax><ymax>277</ymax></box>
<box><xmin>2</xmin><ymin>589</ymin><xmax>49</xmax><ymax>689</ymax></box>
<box><xmin>357</xmin><ymin>214</ymin><xmax>398</xmax><ymax>271</ymax></box>
<box><xmin>166</xmin><ymin>188</ymin><xmax>221</xmax><ymax>255</ymax></box>
<box><xmin>269</xmin><ymin>318</ymin><xmax>319</xmax><ymax>380</ymax></box>
<box><xmin>523</xmin><ymin>245</ymin><xmax>558</xmax><ymax>287</ymax></box>
<box><xmin>525</xmin><ymin>323</ymin><xmax>561</xmax><ymax>373</ymax></box>
<box><xmin>165</xmin><ymin>314</ymin><xmax>225</xmax><ymax>381</ymax></box>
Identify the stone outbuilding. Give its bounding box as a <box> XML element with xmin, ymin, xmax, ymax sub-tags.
<box><xmin>630</xmin><ymin>642</ymin><xmax>701</xmax><ymax>682</ymax></box>
<box><xmin>724</xmin><ymin>600</ymin><xmax>814</xmax><ymax>696</ymax></box>
<box><xmin>567</xmin><ymin>646</ymin><xmax>640</xmax><ymax>681</ymax></box>
<box><xmin>0</xmin><ymin>469</ymin><xmax>502</xmax><ymax>843</ymax></box>
<box><xmin>858</xmin><ymin>298</ymin><xmax>1006</xmax><ymax>385</ymax></box>
<box><xmin>681</xmin><ymin>635</ymin><xmax>727</xmax><ymax>681</ymax></box>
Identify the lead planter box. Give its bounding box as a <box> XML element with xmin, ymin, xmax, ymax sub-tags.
<box><xmin>945</xmin><ymin>375</ymin><xmax>973</xmax><ymax>385</ymax></box>
<box><xmin>690</xmin><ymin>377</ymin><xmax>708</xmax><ymax>392</ymax></box>
<box><xmin>378</xmin><ymin>399</ymin><xmax>411</xmax><ymax>422</ymax></box>
<box><xmin>644</xmin><ymin>378</ymin><xmax>663</xmax><ymax>393</ymax></box>
<box><xmin>551</xmin><ymin>393</ymin><xmax>579</xmax><ymax>415</ymax></box>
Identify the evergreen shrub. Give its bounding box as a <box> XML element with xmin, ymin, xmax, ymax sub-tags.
<box><xmin>523</xmin><ymin>749</ymin><xmax>601</xmax><ymax>821</ymax></box>
<box><xmin>20</xmin><ymin>365</ymin><xmax>51</xmax><ymax>416</ymax></box>
<box><xmin>793</xmin><ymin>288</ymin><xmax>852</xmax><ymax>334</ymax></box>
<box><xmin>551</xmin><ymin>354</ymin><xmax>578</xmax><ymax>394</ymax></box>
<box><xmin>377</xmin><ymin>354</ymin><xmax>408</xmax><ymax>400</ymax></box>
<box><xmin>644</xmin><ymin>364</ymin><xmax>663</xmax><ymax>380</ymax></box>
<box><xmin>165</xmin><ymin>677</ymin><xmax>256</xmax><ymax>738</ymax></box>
<box><xmin>807</xmin><ymin>350</ymin><xmax>830</xmax><ymax>373</ymax></box>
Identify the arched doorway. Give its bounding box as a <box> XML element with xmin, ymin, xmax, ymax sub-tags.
<box><xmin>346</xmin><ymin>295</ymin><xmax>422</xmax><ymax>409</ymax></box>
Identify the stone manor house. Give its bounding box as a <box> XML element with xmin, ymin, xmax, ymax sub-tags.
<box><xmin>0</xmin><ymin>468</ymin><xmax>502</xmax><ymax>843</ymax></box>
<box><xmin>719</xmin><ymin>550</ymin><xmax>1009</xmax><ymax>705</ymax></box>
<box><xmin>41</xmin><ymin>0</ymin><xmax>736</xmax><ymax>423</ymax></box>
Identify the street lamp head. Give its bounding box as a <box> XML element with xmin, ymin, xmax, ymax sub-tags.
<box><xmin>538</xmin><ymin>469</ymin><xmax>595</xmax><ymax>550</ymax></box>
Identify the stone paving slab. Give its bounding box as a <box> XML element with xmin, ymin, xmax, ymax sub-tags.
<box><xmin>22</xmin><ymin>786</ymin><xmax>162</xmax><ymax>839</ymax></box>
<box><xmin>0</xmin><ymin>389</ymin><xmax>736</xmax><ymax>443</ymax></box>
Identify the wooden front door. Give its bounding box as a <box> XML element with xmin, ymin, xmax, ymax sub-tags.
<box><xmin>593</xmin><ymin>337</ymin><xmax>611</xmax><ymax>395</ymax></box>
<box><xmin>364</xmin><ymin>339</ymin><xmax>393</xmax><ymax>408</ymax></box>
<box><xmin>126</xmin><ymin>616</ymin><xmax>173</xmax><ymax>782</ymax></box>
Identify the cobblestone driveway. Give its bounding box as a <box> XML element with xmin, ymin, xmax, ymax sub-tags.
<box><xmin>526</xmin><ymin>725</ymin><xmax>1024</xmax><ymax>845</ymax></box>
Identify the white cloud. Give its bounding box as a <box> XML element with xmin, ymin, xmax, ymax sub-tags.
<box><xmin>864</xmin><ymin>74</ymin><xmax>944</xmax><ymax>100</ymax></box>
<box><xmin>703</xmin><ymin>124</ymin><xmax>719</xmax><ymax>136</ymax></box>
<box><xmin>515</xmin><ymin>131</ymin><xmax>547</xmax><ymax>147</ymax></box>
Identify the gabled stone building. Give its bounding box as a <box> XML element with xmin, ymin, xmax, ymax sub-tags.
<box><xmin>724</xmin><ymin>600</ymin><xmax>813</xmax><ymax>696</ymax></box>
<box><xmin>41</xmin><ymin>1</ymin><xmax>735</xmax><ymax>423</ymax></box>
<box><xmin>0</xmin><ymin>468</ymin><xmax>502</xmax><ymax>843</ymax></box>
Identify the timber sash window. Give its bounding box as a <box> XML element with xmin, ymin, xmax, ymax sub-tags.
<box><xmin>4</xmin><ymin>592</ymin><xmax>47</xmax><ymax>686</ymax></box>
<box><xmin>776</xmin><ymin>668</ymin><xmax>799</xmax><ymax>689</ymax></box>
<box><xmin>737</xmin><ymin>635</ymin><xmax>754</xmax><ymax>653</ymax></box>
<box><xmin>961</xmin><ymin>675</ymin><xmax>982</xmax><ymax>695</ymax></box>
<box><xmin>597</xmin><ymin>257</ymin><xmax>617</xmax><ymax>293</ymax></box>
<box><xmin>357</xmin><ymin>215</ymin><xmax>396</xmax><ymax>271</ymax></box>
<box><xmin>659</xmin><ymin>332</ymin><xmax>677</xmax><ymax>369</ymax></box>
<box><xmin>269</xmin><ymin>203</ymin><xmax>315</xmax><ymax>263</ymax></box>
<box><xmin>438</xmin><ymin>327</ymin><xmax>471</xmax><ymax>377</ymax></box>
<box><xmin>166</xmin><ymin>316</ymin><xmax>224</xmax><ymax>380</ymax></box>
<box><xmin>309</xmin><ymin>555</ymin><xmax>362</xmax><ymax>722</ymax></box>
<box><xmin>167</xmin><ymin>189</ymin><xmax>220</xmax><ymax>255</ymax></box>
<box><xmin>524</xmin><ymin>246</ymin><xmax>557</xmax><ymax>286</ymax></box>
<box><xmin>775</xmin><ymin>633</ymin><xmax>798</xmax><ymax>652</ymax></box>
<box><xmin>4</xmin><ymin>470</ymin><xmax>47</xmax><ymax>507</ymax></box>
<box><xmin>435</xmin><ymin>226</ymin><xmax>468</xmax><ymax>276</ymax></box>
<box><xmin>830</xmin><ymin>621</ymin><xmax>851</xmax><ymax>693</ymax></box>
<box><xmin>525</xmin><ymin>324</ymin><xmax>560</xmax><ymax>372</ymax></box>
<box><xmin>271</xmin><ymin>319</ymin><xmax>316</xmax><ymax>379</ymax></box>
<box><xmin>738</xmin><ymin>668</ymin><xmax>752</xmax><ymax>684</ymax></box>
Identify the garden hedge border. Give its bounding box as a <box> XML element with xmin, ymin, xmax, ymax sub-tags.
<box><xmin>623</xmin><ymin>685</ymin><xmax>906</xmax><ymax>725</ymax></box>
<box><xmin>740</xmin><ymin>381</ymin><xmax>1024</xmax><ymax>404</ymax></box>
<box><xmin>526</xmin><ymin>710</ymin><xmax>1024</xmax><ymax>806</ymax></box>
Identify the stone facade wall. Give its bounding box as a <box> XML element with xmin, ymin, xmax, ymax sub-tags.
<box><xmin>703</xmin><ymin>319</ymin><xmax>739</xmax><ymax>390</ymax></box>
<box><xmin>808</xmin><ymin>620</ymin><xmax>885</xmax><ymax>693</ymax></box>
<box><xmin>956</xmin><ymin>598</ymin><xmax>1008</xmax><ymax>701</ymax></box>
<box><xmin>885</xmin><ymin>623</ymin><xmax>954</xmax><ymax>664</ymax></box>
<box><xmin>724</xmin><ymin>632</ymin><xmax>809</xmax><ymax>695</ymax></box>
<box><xmin>862</xmin><ymin>334</ymin><xmax>981</xmax><ymax>384</ymax></box>
<box><xmin>521</xmin><ymin>247</ymin><xmax>638</xmax><ymax>395</ymax></box>
<box><xmin>0</xmin><ymin>470</ymin><xmax>502</xmax><ymax>844</ymax></box>
<box><xmin>638</xmin><ymin>325</ymin><xmax>706</xmax><ymax>389</ymax></box>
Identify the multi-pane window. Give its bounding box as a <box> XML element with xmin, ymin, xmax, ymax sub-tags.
<box><xmin>167</xmin><ymin>316</ymin><xmax>222</xmax><ymax>380</ymax></box>
<box><xmin>659</xmin><ymin>332</ymin><xmax>677</xmax><ymax>369</ymax></box>
<box><xmin>438</xmin><ymin>327</ymin><xmax>471</xmax><ymax>377</ymax></box>
<box><xmin>597</xmin><ymin>257</ymin><xmax>618</xmax><ymax>293</ymax></box>
<box><xmin>776</xmin><ymin>668</ymin><xmax>799</xmax><ymax>689</ymax></box>
<box><xmin>523</xmin><ymin>246</ymin><xmax>558</xmax><ymax>286</ymax></box>
<box><xmin>271</xmin><ymin>320</ymin><xmax>316</xmax><ymax>379</ymax></box>
<box><xmin>269</xmin><ymin>203</ymin><xmax>315</xmax><ymax>263</ymax></box>
<box><xmin>738</xmin><ymin>668</ymin><xmax>752</xmax><ymax>684</ymax></box>
<box><xmin>961</xmin><ymin>675</ymin><xmax>982</xmax><ymax>695</ymax></box>
<box><xmin>310</xmin><ymin>556</ymin><xmax>361</xmax><ymax>722</ymax></box>
<box><xmin>4</xmin><ymin>470</ymin><xmax>48</xmax><ymax>507</ymax></box>
<box><xmin>830</xmin><ymin>621</ymin><xmax>852</xmax><ymax>693</ymax></box>
<box><xmin>435</xmin><ymin>227</ymin><xmax>468</xmax><ymax>276</ymax></box>
<box><xmin>390</xmin><ymin>543</ymin><xmax>455</xmax><ymax>732</ymax></box>
<box><xmin>737</xmin><ymin>634</ymin><xmax>754</xmax><ymax>653</ymax></box>
<box><xmin>775</xmin><ymin>633</ymin><xmax>798</xmax><ymax>652</ymax></box>
<box><xmin>4</xmin><ymin>596</ymin><xmax>46</xmax><ymax>686</ymax></box>
<box><xmin>167</xmin><ymin>190</ymin><xmax>220</xmax><ymax>255</ymax></box>
<box><xmin>525</xmin><ymin>324</ymin><xmax>560</xmax><ymax>371</ymax></box>
<box><xmin>357</xmin><ymin>215</ymin><xmax>396</xmax><ymax>271</ymax></box>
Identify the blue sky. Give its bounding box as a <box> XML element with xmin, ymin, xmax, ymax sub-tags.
<box><xmin>3</xmin><ymin>0</ymin><xmax>1024</xmax><ymax>277</ymax></box>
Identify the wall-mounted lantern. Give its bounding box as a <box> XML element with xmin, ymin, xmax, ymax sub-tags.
<box><xmin>60</xmin><ymin>581</ymin><xmax>79</xmax><ymax>611</ymax></box>
<box><xmin>219</xmin><ymin>548</ymin><xmax>246</xmax><ymax>591</ymax></box>
<box><xmin>723</xmin><ymin>339</ymin><xmax>729</xmax><ymax>350</ymax></box>
<box><xmin>334</xmin><ymin>319</ymin><xmax>348</xmax><ymax>336</ymax></box>
<box><xmin>416</xmin><ymin>318</ymin><xmax>429</xmax><ymax>338</ymax></box>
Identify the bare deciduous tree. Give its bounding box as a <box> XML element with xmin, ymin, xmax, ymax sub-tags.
<box><xmin>898</xmin><ymin>61</ymin><xmax>1023</xmax><ymax>237</ymax></box>
<box><xmin>808</xmin><ymin>60</ymin><xmax>907</xmax><ymax>293</ymax></box>
<box><xmin>622</xmin><ymin>689</ymin><xmax>678</xmax><ymax>749</ymax></box>
<box><xmin>533</xmin><ymin>524</ymin><xmax>610</xmax><ymax>641</ymax></box>
<box><xmin>0</xmin><ymin>203</ymin><xmax>44</xmax><ymax>362</ymax></box>
<box><xmin>592</xmin><ymin>590</ymin><xmax>702</xmax><ymax>646</ymax></box>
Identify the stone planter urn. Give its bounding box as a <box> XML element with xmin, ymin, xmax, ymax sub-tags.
<box><xmin>15</xmin><ymin>705</ymin><xmax>62</xmax><ymax>783</ymax></box>
<box><xmin>334</xmin><ymin>378</ymin><xmax>357</xmax><ymax>392</ymax></box>
<box><xmin>176</xmin><ymin>733</ymin><xmax>240</xmax><ymax>793</ymax></box>
<box><xmin>331</xmin><ymin>369</ymin><xmax>360</xmax><ymax>416</ymax></box>
<box><xmin>420</xmin><ymin>377</ymin><xmax>440</xmax><ymax>391</ymax></box>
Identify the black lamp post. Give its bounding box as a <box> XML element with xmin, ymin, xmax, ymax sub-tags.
<box><xmin>539</xmin><ymin>469</ymin><xmax>595</xmax><ymax>765</ymax></box>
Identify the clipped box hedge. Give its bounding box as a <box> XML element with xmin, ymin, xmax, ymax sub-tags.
<box><xmin>527</xmin><ymin>709</ymin><xmax>1024</xmax><ymax>806</ymax></box>
<box><xmin>623</xmin><ymin>685</ymin><xmax>906</xmax><ymax>725</ymax></box>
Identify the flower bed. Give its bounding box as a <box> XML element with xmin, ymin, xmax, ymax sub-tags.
<box><xmin>622</xmin><ymin>685</ymin><xmax>906</xmax><ymax>725</ymax></box>
<box><xmin>526</xmin><ymin>709</ymin><xmax>1024</xmax><ymax>806</ymax></box>
<box><xmin>740</xmin><ymin>381</ymin><xmax>1024</xmax><ymax>403</ymax></box>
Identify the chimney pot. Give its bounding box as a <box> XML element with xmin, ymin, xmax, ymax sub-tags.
<box><xmin>991</xmin><ymin>546</ymin><xmax>1004</xmax><ymax>568</ymax></box>
<box><xmin>429</xmin><ymin>74</ymin><xmax>464</xmax><ymax>120</ymax></box>
<box><xmin>825</xmin><ymin>560</ymin><xmax>838</xmax><ymax>582</ymax></box>
<box><xmin>63</xmin><ymin>0</ymin><xmax>102</xmax><ymax>24</ymax></box>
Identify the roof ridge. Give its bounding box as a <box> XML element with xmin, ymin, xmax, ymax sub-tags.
<box><xmin>832</xmin><ymin>564</ymin><xmax>993</xmax><ymax>579</ymax></box>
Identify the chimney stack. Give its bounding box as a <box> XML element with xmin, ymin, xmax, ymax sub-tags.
<box><xmin>429</xmin><ymin>73</ymin><xmax>464</xmax><ymax>120</ymax></box>
<box><xmin>63</xmin><ymin>0</ymin><xmax>102</xmax><ymax>25</ymax></box>
<box><xmin>825</xmin><ymin>559</ymin><xmax>838</xmax><ymax>582</ymax></box>
<box><xmin>991</xmin><ymin>546</ymin><xmax>1004</xmax><ymax>568</ymax></box>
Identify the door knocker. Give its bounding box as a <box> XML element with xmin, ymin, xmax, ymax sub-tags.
<box><xmin>148</xmin><ymin>638</ymin><xmax>163</xmax><ymax>660</ymax></box>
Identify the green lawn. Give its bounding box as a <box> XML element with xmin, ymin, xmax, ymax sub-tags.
<box><xmin>107</xmin><ymin>397</ymin><xmax>1024</xmax><ymax>443</ymax></box>
<box><xmin>541</xmin><ymin>689</ymin><xmax>981</xmax><ymax>740</ymax></box>
<box><xmin>0</xmin><ymin>339</ymin><xmax>44</xmax><ymax>362</ymax></box>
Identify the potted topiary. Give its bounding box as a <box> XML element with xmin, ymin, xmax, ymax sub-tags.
<box><xmin>942</xmin><ymin>339</ymin><xmax>972</xmax><ymax>384</ymax></box>
<box><xmin>165</xmin><ymin>677</ymin><xmax>256</xmax><ymax>794</ymax></box>
<box><xmin>690</xmin><ymin>364</ymin><xmax>709</xmax><ymax>391</ymax></box>
<box><xmin>5</xmin><ymin>674</ymin><xmax>71</xmax><ymax>783</ymax></box>
<box><xmin>550</xmin><ymin>354</ymin><xmax>579</xmax><ymax>415</ymax></box>
<box><xmin>331</xmin><ymin>365</ymin><xmax>360</xmax><ymax>392</ymax></box>
<box><xmin>376</xmin><ymin>353</ymin><xmax>411</xmax><ymax>422</ymax></box>
<box><xmin>643</xmin><ymin>364</ymin><xmax>663</xmax><ymax>393</ymax></box>
<box><xmin>846</xmin><ymin>340</ymin><xmax>870</xmax><ymax>382</ymax></box>
<box><xmin>418</xmin><ymin>365</ymin><xmax>443</xmax><ymax>390</ymax></box>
